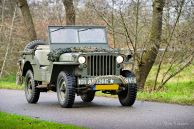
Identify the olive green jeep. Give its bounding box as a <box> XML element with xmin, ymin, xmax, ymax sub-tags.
<box><xmin>18</xmin><ymin>26</ymin><xmax>137</xmax><ymax>108</ymax></box>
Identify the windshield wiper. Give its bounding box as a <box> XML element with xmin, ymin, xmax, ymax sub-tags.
<box><xmin>51</xmin><ymin>27</ymin><xmax>93</xmax><ymax>33</ymax></box>
<box><xmin>50</xmin><ymin>27</ymin><xmax>66</xmax><ymax>33</ymax></box>
<box><xmin>78</xmin><ymin>28</ymin><xmax>92</xmax><ymax>32</ymax></box>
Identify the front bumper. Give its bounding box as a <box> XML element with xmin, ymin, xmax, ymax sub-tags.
<box><xmin>78</xmin><ymin>75</ymin><xmax>136</xmax><ymax>86</ymax></box>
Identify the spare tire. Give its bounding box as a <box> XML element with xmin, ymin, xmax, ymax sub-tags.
<box><xmin>24</xmin><ymin>40</ymin><xmax>47</xmax><ymax>51</ymax></box>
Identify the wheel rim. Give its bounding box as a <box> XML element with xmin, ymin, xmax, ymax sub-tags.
<box><xmin>58</xmin><ymin>79</ymin><xmax>67</xmax><ymax>102</ymax></box>
<box><xmin>26</xmin><ymin>77</ymin><xmax>32</xmax><ymax>99</ymax></box>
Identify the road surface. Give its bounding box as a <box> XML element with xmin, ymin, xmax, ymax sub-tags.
<box><xmin>0</xmin><ymin>89</ymin><xmax>194</xmax><ymax>129</ymax></box>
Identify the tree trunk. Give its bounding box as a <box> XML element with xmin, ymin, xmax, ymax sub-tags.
<box><xmin>136</xmin><ymin>0</ymin><xmax>165</xmax><ymax>90</ymax></box>
<box><xmin>62</xmin><ymin>0</ymin><xmax>75</xmax><ymax>25</ymax></box>
<box><xmin>16</xmin><ymin>0</ymin><xmax>36</xmax><ymax>41</ymax></box>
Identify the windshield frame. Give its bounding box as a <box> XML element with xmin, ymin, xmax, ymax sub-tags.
<box><xmin>48</xmin><ymin>26</ymin><xmax>108</xmax><ymax>44</ymax></box>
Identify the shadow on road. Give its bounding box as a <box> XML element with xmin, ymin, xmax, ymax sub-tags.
<box><xmin>32</xmin><ymin>100</ymin><xmax>136</xmax><ymax>110</ymax></box>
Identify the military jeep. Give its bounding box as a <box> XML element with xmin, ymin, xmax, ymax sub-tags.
<box><xmin>18</xmin><ymin>26</ymin><xmax>137</xmax><ymax>108</ymax></box>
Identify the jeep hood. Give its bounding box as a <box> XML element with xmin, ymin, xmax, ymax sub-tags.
<box><xmin>47</xmin><ymin>47</ymin><xmax>119</xmax><ymax>62</ymax></box>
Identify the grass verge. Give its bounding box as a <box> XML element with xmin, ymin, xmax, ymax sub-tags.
<box><xmin>96</xmin><ymin>81</ymin><xmax>194</xmax><ymax>105</ymax></box>
<box><xmin>0</xmin><ymin>74</ymin><xmax>22</xmax><ymax>90</ymax></box>
<box><xmin>0</xmin><ymin>111</ymin><xmax>87</xmax><ymax>129</ymax></box>
<box><xmin>137</xmin><ymin>81</ymin><xmax>194</xmax><ymax>105</ymax></box>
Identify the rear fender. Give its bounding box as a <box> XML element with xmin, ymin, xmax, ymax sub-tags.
<box><xmin>22</xmin><ymin>61</ymin><xmax>33</xmax><ymax>76</ymax></box>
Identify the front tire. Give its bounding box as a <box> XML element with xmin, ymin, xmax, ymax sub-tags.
<box><xmin>80</xmin><ymin>91</ymin><xmax>95</xmax><ymax>102</ymax></box>
<box><xmin>118</xmin><ymin>71</ymin><xmax>137</xmax><ymax>106</ymax></box>
<box><xmin>25</xmin><ymin>70</ymin><xmax>40</xmax><ymax>103</ymax></box>
<box><xmin>57</xmin><ymin>71</ymin><xmax>75</xmax><ymax>108</ymax></box>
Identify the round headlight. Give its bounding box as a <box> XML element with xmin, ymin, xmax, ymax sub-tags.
<box><xmin>116</xmin><ymin>56</ymin><xmax>124</xmax><ymax>63</ymax></box>
<box><xmin>78</xmin><ymin>56</ymin><xmax>86</xmax><ymax>64</ymax></box>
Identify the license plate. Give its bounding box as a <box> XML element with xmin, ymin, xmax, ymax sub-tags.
<box><xmin>78</xmin><ymin>77</ymin><xmax>136</xmax><ymax>85</ymax></box>
<box><xmin>95</xmin><ymin>84</ymin><xmax>119</xmax><ymax>90</ymax></box>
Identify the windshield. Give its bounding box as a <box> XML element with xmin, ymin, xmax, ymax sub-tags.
<box><xmin>49</xmin><ymin>27</ymin><xmax>107</xmax><ymax>44</ymax></box>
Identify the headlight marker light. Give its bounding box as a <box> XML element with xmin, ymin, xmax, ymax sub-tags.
<box><xmin>116</xmin><ymin>55</ymin><xmax>124</xmax><ymax>64</ymax></box>
<box><xmin>78</xmin><ymin>56</ymin><xmax>86</xmax><ymax>64</ymax></box>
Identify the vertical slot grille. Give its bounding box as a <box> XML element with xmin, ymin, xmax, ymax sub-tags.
<box><xmin>87</xmin><ymin>55</ymin><xmax>116</xmax><ymax>76</ymax></box>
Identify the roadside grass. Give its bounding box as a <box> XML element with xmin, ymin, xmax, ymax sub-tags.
<box><xmin>0</xmin><ymin>74</ymin><xmax>22</xmax><ymax>90</ymax></box>
<box><xmin>0</xmin><ymin>65</ymin><xmax>193</xmax><ymax>105</ymax></box>
<box><xmin>138</xmin><ymin>81</ymin><xmax>194</xmax><ymax>105</ymax></box>
<box><xmin>146</xmin><ymin>64</ymin><xmax>194</xmax><ymax>84</ymax></box>
<box><xmin>0</xmin><ymin>111</ymin><xmax>87</xmax><ymax>129</ymax></box>
<box><xmin>96</xmin><ymin>80</ymin><xmax>194</xmax><ymax>105</ymax></box>
<box><xmin>0</xmin><ymin>81</ymin><xmax>23</xmax><ymax>90</ymax></box>
<box><xmin>137</xmin><ymin>64</ymin><xmax>194</xmax><ymax>105</ymax></box>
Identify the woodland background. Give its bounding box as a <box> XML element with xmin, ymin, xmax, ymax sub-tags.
<box><xmin>0</xmin><ymin>0</ymin><xmax>193</xmax><ymax>92</ymax></box>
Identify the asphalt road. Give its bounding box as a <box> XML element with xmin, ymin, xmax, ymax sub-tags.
<box><xmin>0</xmin><ymin>89</ymin><xmax>194</xmax><ymax>129</ymax></box>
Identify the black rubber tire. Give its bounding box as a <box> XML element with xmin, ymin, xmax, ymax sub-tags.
<box><xmin>57</xmin><ymin>71</ymin><xmax>76</xmax><ymax>108</ymax></box>
<box><xmin>24</xmin><ymin>70</ymin><xmax>40</xmax><ymax>103</ymax></box>
<box><xmin>80</xmin><ymin>91</ymin><xmax>95</xmax><ymax>102</ymax></box>
<box><xmin>118</xmin><ymin>70</ymin><xmax>137</xmax><ymax>106</ymax></box>
<box><xmin>24</xmin><ymin>40</ymin><xmax>47</xmax><ymax>51</ymax></box>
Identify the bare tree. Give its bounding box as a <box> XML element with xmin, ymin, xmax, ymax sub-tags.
<box><xmin>16</xmin><ymin>0</ymin><xmax>37</xmax><ymax>41</ymax></box>
<box><xmin>62</xmin><ymin>0</ymin><xmax>76</xmax><ymax>25</ymax></box>
<box><xmin>0</xmin><ymin>5</ymin><xmax>17</xmax><ymax>77</ymax></box>
<box><xmin>135</xmin><ymin>0</ymin><xmax>165</xmax><ymax>89</ymax></box>
<box><xmin>87</xmin><ymin>0</ymin><xmax>194</xmax><ymax>91</ymax></box>
<box><xmin>149</xmin><ymin>0</ymin><xmax>194</xmax><ymax>91</ymax></box>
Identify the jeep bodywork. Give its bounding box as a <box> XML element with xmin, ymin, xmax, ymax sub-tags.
<box><xmin>19</xmin><ymin>25</ymin><xmax>137</xmax><ymax>107</ymax></box>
